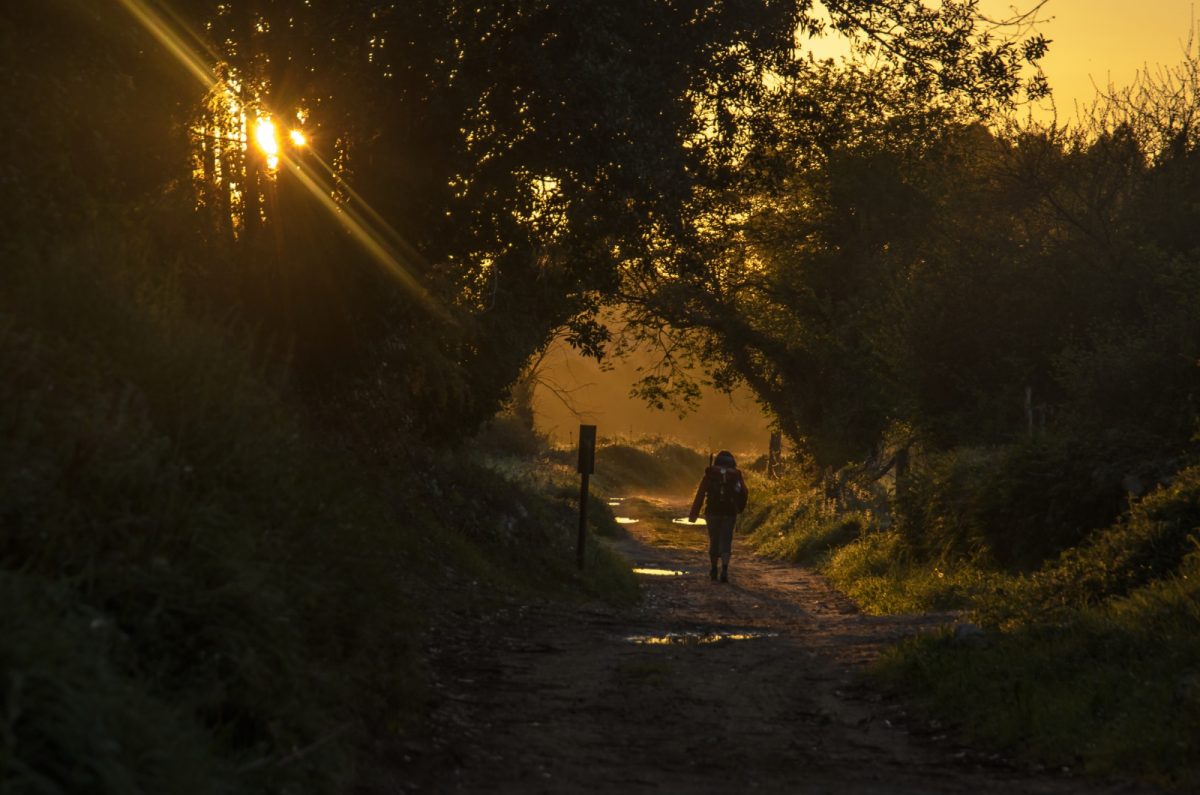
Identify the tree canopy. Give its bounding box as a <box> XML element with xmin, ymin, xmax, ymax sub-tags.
<box><xmin>38</xmin><ymin>0</ymin><xmax>1045</xmax><ymax>444</ymax></box>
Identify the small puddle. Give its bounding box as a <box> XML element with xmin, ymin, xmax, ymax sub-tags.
<box><xmin>626</xmin><ymin>630</ymin><xmax>779</xmax><ymax>646</ymax></box>
<box><xmin>615</xmin><ymin>517</ymin><xmax>640</xmax><ymax>525</ymax></box>
<box><xmin>671</xmin><ymin>517</ymin><xmax>706</xmax><ymax>526</ymax></box>
<box><xmin>632</xmin><ymin>568</ymin><xmax>686</xmax><ymax>576</ymax></box>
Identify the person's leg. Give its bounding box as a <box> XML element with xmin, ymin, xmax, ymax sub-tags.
<box><xmin>709</xmin><ymin>516</ymin><xmax>735</xmax><ymax>582</ymax></box>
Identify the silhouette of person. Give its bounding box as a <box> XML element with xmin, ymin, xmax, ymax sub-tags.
<box><xmin>688</xmin><ymin>450</ymin><xmax>749</xmax><ymax>582</ymax></box>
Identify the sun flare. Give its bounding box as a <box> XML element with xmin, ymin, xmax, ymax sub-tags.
<box><xmin>253</xmin><ymin>116</ymin><xmax>280</xmax><ymax>170</ymax></box>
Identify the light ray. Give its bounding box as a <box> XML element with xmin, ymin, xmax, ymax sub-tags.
<box><xmin>281</xmin><ymin>156</ymin><xmax>448</xmax><ymax>319</ymax></box>
<box><xmin>306</xmin><ymin>149</ymin><xmax>430</xmax><ymax>272</ymax></box>
<box><xmin>113</xmin><ymin>0</ymin><xmax>217</xmax><ymax>90</ymax></box>
<box><xmin>113</xmin><ymin>0</ymin><xmax>449</xmax><ymax>320</ymax></box>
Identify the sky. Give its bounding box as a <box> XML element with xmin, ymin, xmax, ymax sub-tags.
<box><xmin>1012</xmin><ymin>0</ymin><xmax>1197</xmax><ymax>117</ymax></box>
<box><xmin>533</xmin><ymin>0</ymin><xmax>1198</xmax><ymax>455</ymax></box>
<box><xmin>533</xmin><ymin>339</ymin><xmax>773</xmax><ymax>455</ymax></box>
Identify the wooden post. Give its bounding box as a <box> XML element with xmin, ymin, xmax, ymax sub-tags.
<box><xmin>577</xmin><ymin>473</ymin><xmax>590</xmax><ymax>570</ymax></box>
<box><xmin>576</xmin><ymin>425</ymin><xmax>597</xmax><ymax>570</ymax></box>
<box><xmin>768</xmin><ymin>431</ymin><xmax>783</xmax><ymax>479</ymax></box>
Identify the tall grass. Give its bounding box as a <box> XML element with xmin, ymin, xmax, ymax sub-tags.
<box><xmin>1</xmin><ymin>223</ymin><xmax>636</xmax><ymax>790</ymax></box>
<box><xmin>741</xmin><ymin>471</ymin><xmax>998</xmax><ymax>612</ymax></box>
<box><xmin>1</xmin><ymin>235</ymin><xmax>426</xmax><ymax>790</ymax></box>
<box><xmin>567</xmin><ymin>436</ymin><xmax>710</xmax><ymax>497</ymax></box>
<box><xmin>0</xmin><ymin>570</ymin><xmax>226</xmax><ymax>794</ymax></box>
<box><xmin>747</xmin><ymin>454</ymin><xmax>1200</xmax><ymax>785</ymax></box>
<box><xmin>741</xmin><ymin>474</ymin><xmax>868</xmax><ymax>563</ymax></box>
<box><xmin>878</xmin><ymin>549</ymin><xmax>1200</xmax><ymax>787</ymax></box>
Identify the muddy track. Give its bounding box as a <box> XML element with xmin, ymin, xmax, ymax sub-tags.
<box><xmin>388</xmin><ymin>496</ymin><xmax>1153</xmax><ymax>794</ymax></box>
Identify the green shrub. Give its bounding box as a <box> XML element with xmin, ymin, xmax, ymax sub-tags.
<box><xmin>893</xmin><ymin>437</ymin><xmax>1127</xmax><ymax>569</ymax></box>
<box><xmin>473</xmin><ymin>413</ymin><xmax>550</xmax><ymax>459</ymax></box>
<box><xmin>977</xmin><ymin>463</ymin><xmax>1200</xmax><ymax>628</ymax></box>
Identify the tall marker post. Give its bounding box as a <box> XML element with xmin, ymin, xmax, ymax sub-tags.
<box><xmin>576</xmin><ymin>424</ymin><xmax>597</xmax><ymax>570</ymax></box>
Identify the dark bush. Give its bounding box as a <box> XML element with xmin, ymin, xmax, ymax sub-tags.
<box><xmin>893</xmin><ymin>435</ymin><xmax>1127</xmax><ymax>569</ymax></box>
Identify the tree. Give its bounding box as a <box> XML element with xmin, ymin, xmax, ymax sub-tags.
<box><xmin>102</xmin><ymin>0</ymin><xmax>1049</xmax><ymax>445</ymax></box>
<box><xmin>621</xmin><ymin>41</ymin><xmax>1046</xmax><ymax>464</ymax></box>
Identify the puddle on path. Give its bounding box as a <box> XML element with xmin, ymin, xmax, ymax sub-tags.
<box><xmin>671</xmin><ymin>517</ymin><xmax>706</xmax><ymax>526</ymax></box>
<box><xmin>615</xmin><ymin>517</ymin><xmax>640</xmax><ymax>525</ymax></box>
<box><xmin>625</xmin><ymin>630</ymin><xmax>780</xmax><ymax>646</ymax></box>
<box><xmin>632</xmin><ymin>568</ymin><xmax>686</xmax><ymax>577</ymax></box>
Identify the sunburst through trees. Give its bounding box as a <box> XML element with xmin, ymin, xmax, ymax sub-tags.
<box><xmin>191</xmin><ymin>73</ymin><xmax>311</xmax><ymax>237</ymax></box>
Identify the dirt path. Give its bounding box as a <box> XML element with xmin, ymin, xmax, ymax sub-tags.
<box><xmin>397</xmin><ymin>496</ymin><xmax>1152</xmax><ymax>794</ymax></box>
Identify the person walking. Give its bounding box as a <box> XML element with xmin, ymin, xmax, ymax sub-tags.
<box><xmin>688</xmin><ymin>450</ymin><xmax>749</xmax><ymax>583</ymax></box>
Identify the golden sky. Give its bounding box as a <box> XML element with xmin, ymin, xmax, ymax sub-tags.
<box><xmin>804</xmin><ymin>0</ymin><xmax>1197</xmax><ymax>116</ymax></box>
<box><xmin>532</xmin><ymin>339</ymin><xmax>772</xmax><ymax>455</ymax></box>
<box><xmin>1011</xmin><ymin>0</ymin><xmax>1197</xmax><ymax>117</ymax></box>
<box><xmin>534</xmin><ymin>1</ymin><xmax>1197</xmax><ymax>454</ymax></box>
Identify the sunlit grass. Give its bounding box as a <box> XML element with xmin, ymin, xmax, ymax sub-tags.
<box><xmin>746</xmin><ymin>463</ymin><xmax>1200</xmax><ymax>785</ymax></box>
<box><xmin>809</xmin><ymin>530</ymin><xmax>1003</xmax><ymax>615</ymax></box>
<box><xmin>878</xmin><ymin>554</ymin><xmax>1200</xmax><ymax>786</ymax></box>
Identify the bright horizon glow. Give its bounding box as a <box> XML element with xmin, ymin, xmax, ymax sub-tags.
<box><xmin>801</xmin><ymin>1</ymin><xmax>1198</xmax><ymax>120</ymax></box>
<box><xmin>1019</xmin><ymin>0</ymin><xmax>1197</xmax><ymax>119</ymax></box>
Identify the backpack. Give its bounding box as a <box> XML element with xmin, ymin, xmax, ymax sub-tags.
<box><xmin>707</xmin><ymin>468</ymin><xmax>747</xmax><ymax>515</ymax></box>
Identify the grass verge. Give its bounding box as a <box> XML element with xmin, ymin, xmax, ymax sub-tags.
<box><xmin>743</xmin><ymin>465</ymin><xmax>1200</xmax><ymax>786</ymax></box>
<box><xmin>1</xmin><ymin>236</ymin><xmax>636</xmax><ymax>791</ymax></box>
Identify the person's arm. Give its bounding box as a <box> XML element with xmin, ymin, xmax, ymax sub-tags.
<box><xmin>688</xmin><ymin>475</ymin><xmax>707</xmax><ymax>522</ymax></box>
<box><xmin>736</xmin><ymin>470</ymin><xmax>749</xmax><ymax>513</ymax></box>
